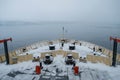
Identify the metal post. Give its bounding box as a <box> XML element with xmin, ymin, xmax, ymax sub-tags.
<box><xmin>4</xmin><ymin>41</ymin><xmax>9</xmax><ymax>64</ymax></box>
<box><xmin>112</xmin><ymin>40</ymin><xmax>117</xmax><ymax>67</ymax></box>
<box><xmin>67</xmin><ymin>67</ymin><xmax>68</xmax><ymax>80</ymax></box>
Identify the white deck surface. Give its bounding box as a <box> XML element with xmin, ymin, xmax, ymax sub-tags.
<box><xmin>0</xmin><ymin>43</ymin><xmax>120</xmax><ymax>80</ymax></box>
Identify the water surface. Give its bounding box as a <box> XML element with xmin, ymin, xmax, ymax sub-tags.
<box><xmin>0</xmin><ymin>22</ymin><xmax>120</xmax><ymax>54</ymax></box>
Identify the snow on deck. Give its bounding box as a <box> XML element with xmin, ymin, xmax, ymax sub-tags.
<box><xmin>0</xmin><ymin>42</ymin><xmax>120</xmax><ymax>80</ymax></box>
<box><xmin>20</xmin><ymin>43</ymin><xmax>105</xmax><ymax>58</ymax></box>
<box><xmin>0</xmin><ymin>55</ymin><xmax>120</xmax><ymax>80</ymax></box>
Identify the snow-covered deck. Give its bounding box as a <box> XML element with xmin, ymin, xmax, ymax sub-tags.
<box><xmin>0</xmin><ymin>54</ymin><xmax>120</xmax><ymax>80</ymax></box>
<box><xmin>0</xmin><ymin>40</ymin><xmax>120</xmax><ymax>80</ymax></box>
<box><xmin>20</xmin><ymin>43</ymin><xmax>106</xmax><ymax>58</ymax></box>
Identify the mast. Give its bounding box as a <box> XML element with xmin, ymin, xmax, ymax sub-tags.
<box><xmin>62</xmin><ymin>27</ymin><xmax>65</xmax><ymax>39</ymax></box>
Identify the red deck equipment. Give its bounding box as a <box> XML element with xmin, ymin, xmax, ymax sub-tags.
<box><xmin>74</xmin><ymin>66</ymin><xmax>79</xmax><ymax>75</ymax></box>
<box><xmin>35</xmin><ymin>65</ymin><xmax>41</xmax><ymax>74</ymax></box>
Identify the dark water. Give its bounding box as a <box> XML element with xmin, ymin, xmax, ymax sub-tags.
<box><xmin>0</xmin><ymin>22</ymin><xmax>120</xmax><ymax>54</ymax></box>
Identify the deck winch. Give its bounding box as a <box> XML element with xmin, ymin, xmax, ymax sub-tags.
<box><xmin>69</xmin><ymin>45</ymin><xmax>75</xmax><ymax>50</ymax></box>
<box><xmin>43</xmin><ymin>54</ymin><xmax>53</xmax><ymax>64</ymax></box>
<box><xmin>65</xmin><ymin>54</ymin><xmax>75</xmax><ymax>65</ymax></box>
<box><xmin>49</xmin><ymin>45</ymin><xmax>55</xmax><ymax>50</ymax></box>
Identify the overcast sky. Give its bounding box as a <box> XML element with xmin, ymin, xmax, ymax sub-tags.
<box><xmin>0</xmin><ymin>0</ymin><xmax>120</xmax><ymax>23</ymax></box>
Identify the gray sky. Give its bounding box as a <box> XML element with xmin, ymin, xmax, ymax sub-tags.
<box><xmin>0</xmin><ymin>0</ymin><xmax>120</xmax><ymax>23</ymax></box>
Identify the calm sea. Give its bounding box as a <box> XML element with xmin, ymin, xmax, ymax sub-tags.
<box><xmin>0</xmin><ymin>22</ymin><xmax>120</xmax><ymax>54</ymax></box>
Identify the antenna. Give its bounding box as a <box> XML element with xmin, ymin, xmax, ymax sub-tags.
<box><xmin>62</xmin><ymin>27</ymin><xmax>65</xmax><ymax>39</ymax></box>
<box><xmin>60</xmin><ymin>26</ymin><xmax>68</xmax><ymax>40</ymax></box>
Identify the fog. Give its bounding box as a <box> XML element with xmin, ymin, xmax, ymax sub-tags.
<box><xmin>0</xmin><ymin>0</ymin><xmax>120</xmax><ymax>54</ymax></box>
<box><xmin>0</xmin><ymin>0</ymin><xmax>120</xmax><ymax>23</ymax></box>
